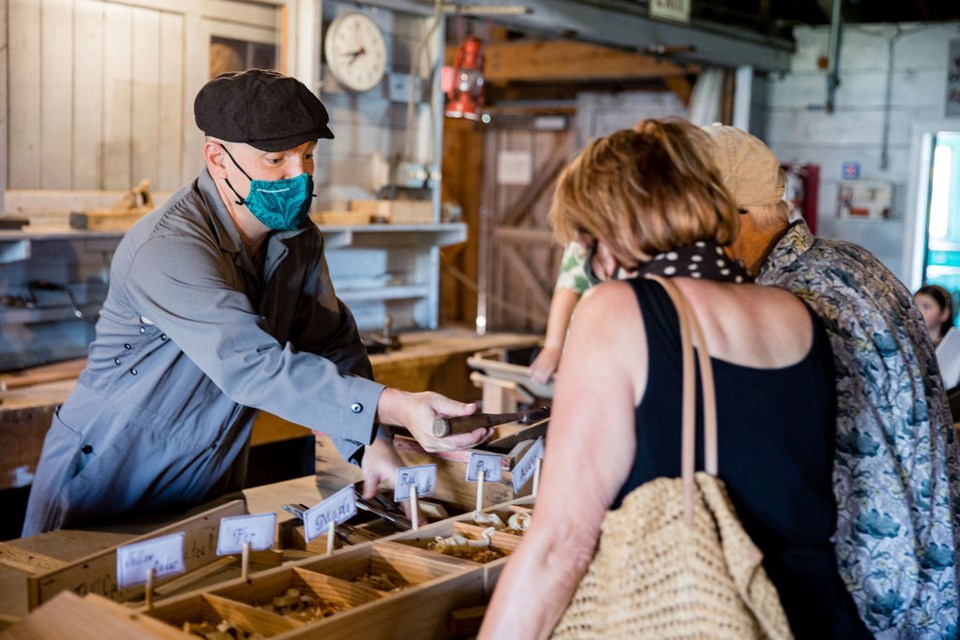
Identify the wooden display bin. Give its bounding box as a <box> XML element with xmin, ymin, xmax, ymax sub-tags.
<box><xmin>389</xmin><ymin>520</ymin><xmax>522</xmax><ymax>601</ymax></box>
<box><xmin>198</xmin><ymin>567</ymin><xmax>382</xmax><ymax>622</ymax></box>
<box><xmin>6</xmin><ymin>497</ymin><xmax>535</xmax><ymax>638</ymax></box>
<box><xmin>393</xmin><ymin>436</ymin><xmax>536</xmax><ymax>511</ymax></box>
<box><xmin>295</xmin><ymin>540</ymin><xmax>474</xmax><ymax>593</ymax></box>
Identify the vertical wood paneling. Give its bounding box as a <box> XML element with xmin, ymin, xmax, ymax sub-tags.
<box><xmin>41</xmin><ymin>0</ymin><xmax>74</xmax><ymax>189</ymax></box>
<box><xmin>73</xmin><ymin>0</ymin><xmax>104</xmax><ymax>189</ymax></box>
<box><xmin>158</xmin><ymin>12</ymin><xmax>184</xmax><ymax>190</ymax></box>
<box><xmin>180</xmin><ymin>14</ymin><xmax>207</xmax><ymax>183</ymax></box>
<box><xmin>0</xmin><ymin>0</ymin><xmax>9</xmax><ymax>207</ymax></box>
<box><xmin>101</xmin><ymin>2</ymin><xmax>132</xmax><ymax>190</ymax></box>
<box><xmin>8</xmin><ymin>0</ymin><xmax>42</xmax><ymax>188</ymax></box>
<box><xmin>131</xmin><ymin>6</ymin><xmax>160</xmax><ymax>187</ymax></box>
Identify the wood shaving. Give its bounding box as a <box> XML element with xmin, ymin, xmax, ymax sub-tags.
<box><xmin>257</xmin><ymin>587</ymin><xmax>349</xmax><ymax>623</ymax></box>
<box><xmin>427</xmin><ymin>527</ymin><xmax>506</xmax><ymax>563</ymax></box>
<box><xmin>354</xmin><ymin>571</ymin><xmax>407</xmax><ymax>592</ymax></box>
<box><xmin>182</xmin><ymin>620</ymin><xmax>265</xmax><ymax>639</ymax></box>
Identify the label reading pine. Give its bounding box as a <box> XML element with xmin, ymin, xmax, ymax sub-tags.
<box><xmin>394</xmin><ymin>464</ymin><xmax>437</xmax><ymax>502</ymax></box>
<box><xmin>116</xmin><ymin>532</ymin><xmax>185</xmax><ymax>589</ymax></box>
<box><xmin>512</xmin><ymin>437</ymin><xmax>545</xmax><ymax>494</ymax></box>
<box><xmin>217</xmin><ymin>512</ymin><xmax>277</xmax><ymax>556</ymax></box>
<box><xmin>304</xmin><ymin>485</ymin><xmax>357</xmax><ymax>543</ymax></box>
<box><xmin>466</xmin><ymin>452</ymin><xmax>503</xmax><ymax>482</ymax></box>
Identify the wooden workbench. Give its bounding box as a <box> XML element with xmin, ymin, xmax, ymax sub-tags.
<box><xmin>0</xmin><ymin>329</ymin><xmax>540</xmax><ymax>493</ymax></box>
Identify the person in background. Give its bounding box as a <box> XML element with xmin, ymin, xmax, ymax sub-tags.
<box><xmin>22</xmin><ymin>69</ymin><xmax>488</xmax><ymax>537</ymax></box>
<box><xmin>916</xmin><ymin>284</ymin><xmax>960</xmax><ymax>391</ymax></box>
<box><xmin>703</xmin><ymin>123</ymin><xmax>960</xmax><ymax>637</ymax></box>
<box><xmin>528</xmin><ymin>242</ymin><xmax>590</xmax><ymax>385</ymax></box>
<box><xmin>916</xmin><ymin>284</ymin><xmax>955</xmax><ymax>347</ymax></box>
<box><xmin>481</xmin><ymin>120</ymin><xmax>869</xmax><ymax>639</ymax></box>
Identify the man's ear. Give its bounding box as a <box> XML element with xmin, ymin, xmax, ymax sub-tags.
<box><xmin>203</xmin><ymin>140</ymin><xmax>228</xmax><ymax>179</ymax></box>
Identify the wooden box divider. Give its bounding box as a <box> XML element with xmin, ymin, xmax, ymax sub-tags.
<box><xmin>145</xmin><ymin>592</ymin><xmax>301</xmax><ymax>637</ymax></box>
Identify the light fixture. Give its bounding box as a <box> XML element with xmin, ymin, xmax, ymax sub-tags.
<box><xmin>443</xmin><ymin>35</ymin><xmax>485</xmax><ymax>121</ymax></box>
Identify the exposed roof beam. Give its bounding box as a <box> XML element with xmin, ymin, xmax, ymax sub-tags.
<box><xmin>483</xmin><ymin>40</ymin><xmax>698</xmax><ymax>83</ymax></box>
<box><xmin>484</xmin><ymin>0</ymin><xmax>793</xmax><ymax>72</ymax></box>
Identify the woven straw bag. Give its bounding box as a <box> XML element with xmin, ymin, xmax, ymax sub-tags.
<box><xmin>551</xmin><ymin>275</ymin><xmax>793</xmax><ymax>640</ymax></box>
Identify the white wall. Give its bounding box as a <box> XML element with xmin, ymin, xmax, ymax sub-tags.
<box><xmin>764</xmin><ymin>22</ymin><xmax>960</xmax><ymax>281</ymax></box>
<box><xmin>6</xmin><ymin>0</ymin><xmax>277</xmax><ymax>195</ymax></box>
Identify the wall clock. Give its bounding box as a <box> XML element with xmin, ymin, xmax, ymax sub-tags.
<box><xmin>324</xmin><ymin>12</ymin><xmax>388</xmax><ymax>92</ymax></box>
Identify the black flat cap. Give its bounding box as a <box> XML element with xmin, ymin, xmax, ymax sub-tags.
<box><xmin>194</xmin><ymin>69</ymin><xmax>334</xmax><ymax>151</ymax></box>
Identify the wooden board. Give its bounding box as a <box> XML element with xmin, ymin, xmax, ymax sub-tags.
<box><xmin>348</xmin><ymin>199</ymin><xmax>435</xmax><ymax>224</ymax></box>
<box><xmin>0</xmin><ymin>591</ymin><xmax>189</xmax><ymax>640</ymax></box>
<box><xmin>26</xmin><ymin>499</ymin><xmax>246</xmax><ymax>611</ymax></box>
<box><xmin>310</xmin><ymin>211</ymin><xmax>372</xmax><ymax>226</ymax></box>
<box><xmin>0</xmin><ymin>358</ymin><xmax>86</xmax><ymax>391</ymax></box>
<box><xmin>69</xmin><ymin>209</ymin><xmax>146</xmax><ymax>231</ymax></box>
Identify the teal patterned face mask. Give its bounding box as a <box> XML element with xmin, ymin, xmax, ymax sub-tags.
<box><xmin>220</xmin><ymin>144</ymin><xmax>315</xmax><ymax>231</ymax></box>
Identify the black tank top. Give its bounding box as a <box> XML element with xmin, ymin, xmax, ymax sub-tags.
<box><xmin>614</xmin><ymin>278</ymin><xmax>870</xmax><ymax>639</ymax></box>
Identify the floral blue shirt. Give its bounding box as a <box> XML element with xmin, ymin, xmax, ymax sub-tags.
<box><xmin>759</xmin><ymin>222</ymin><xmax>960</xmax><ymax>639</ymax></box>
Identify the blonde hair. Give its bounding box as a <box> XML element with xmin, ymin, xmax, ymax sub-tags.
<box><xmin>550</xmin><ymin>119</ymin><xmax>739</xmax><ymax>270</ymax></box>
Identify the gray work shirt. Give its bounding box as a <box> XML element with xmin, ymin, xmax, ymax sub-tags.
<box><xmin>22</xmin><ymin>169</ymin><xmax>384</xmax><ymax>535</ymax></box>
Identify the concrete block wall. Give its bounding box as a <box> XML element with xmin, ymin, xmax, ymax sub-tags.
<box><xmin>764</xmin><ymin>22</ymin><xmax>960</xmax><ymax>281</ymax></box>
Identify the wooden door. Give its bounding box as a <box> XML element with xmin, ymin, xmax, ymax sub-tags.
<box><xmin>478</xmin><ymin>122</ymin><xmax>575</xmax><ymax>333</ymax></box>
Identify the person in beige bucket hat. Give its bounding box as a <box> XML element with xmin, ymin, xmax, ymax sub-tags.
<box><xmin>702</xmin><ymin>124</ymin><xmax>960</xmax><ymax>637</ymax></box>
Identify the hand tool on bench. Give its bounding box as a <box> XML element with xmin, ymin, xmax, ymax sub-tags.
<box><xmin>432</xmin><ymin>406</ymin><xmax>550</xmax><ymax>438</ymax></box>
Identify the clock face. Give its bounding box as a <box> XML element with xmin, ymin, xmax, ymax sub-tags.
<box><xmin>324</xmin><ymin>12</ymin><xmax>388</xmax><ymax>92</ymax></box>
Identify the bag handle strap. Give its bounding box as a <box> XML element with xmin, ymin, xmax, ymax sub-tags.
<box><xmin>645</xmin><ymin>275</ymin><xmax>718</xmax><ymax>526</ymax></box>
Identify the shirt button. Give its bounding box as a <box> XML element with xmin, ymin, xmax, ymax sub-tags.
<box><xmin>350</xmin><ymin>402</ymin><xmax>363</xmax><ymax>414</ymax></box>
<box><xmin>130</xmin><ymin>369</ymin><xmax>138</xmax><ymax>375</ymax></box>
<box><xmin>139</xmin><ymin>327</ymin><xmax>146</xmax><ymax>334</ymax></box>
<box><xmin>123</xmin><ymin>343</ymin><xmax>132</xmax><ymax>349</ymax></box>
<box><xmin>114</xmin><ymin>358</ymin><xmax>121</xmax><ymax>365</ymax></box>
<box><xmin>81</xmin><ymin>445</ymin><xmax>93</xmax><ymax>455</ymax></box>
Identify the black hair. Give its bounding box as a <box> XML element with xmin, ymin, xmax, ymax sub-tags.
<box><xmin>917</xmin><ymin>284</ymin><xmax>955</xmax><ymax>339</ymax></box>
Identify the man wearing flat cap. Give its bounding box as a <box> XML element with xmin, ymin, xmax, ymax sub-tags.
<box><xmin>22</xmin><ymin>69</ymin><xmax>488</xmax><ymax>536</ymax></box>
<box><xmin>702</xmin><ymin>123</ymin><xmax>960</xmax><ymax>637</ymax></box>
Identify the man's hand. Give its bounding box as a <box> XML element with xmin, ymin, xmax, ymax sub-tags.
<box><xmin>377</xmin><ymin>388</ymin><xmax>490</xmax><ymax>452</ymax></box>
<box><xmin>359</xmin><ymin>436</ymin><xmax>402</xmax><ymax>500</ymax></box>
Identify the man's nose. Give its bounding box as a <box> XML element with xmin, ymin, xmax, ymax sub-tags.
<box><xmin>283</xmin><ymin>157</ymin><xmax>307</xmax><ymax>179</ymax></box>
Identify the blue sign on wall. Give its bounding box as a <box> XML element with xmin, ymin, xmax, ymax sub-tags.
<box><xmin>842</xmin><ymin>161</ymin><xmax>860</xmax><ymax>179</ymax></box>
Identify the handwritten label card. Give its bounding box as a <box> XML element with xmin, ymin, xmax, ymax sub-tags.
<box><xmin>216</xmin><ymin>512</ymin><xmax>277</xmax><ymax>556</ymax></box>
<box><xmin>511</xmin><ymin>437</ymin><xmax>545</xmax><ymax>494</ymax></box>
<box><xmin>116</xmin><ymin>532</ymin><xmax>185</xmax><ymax>589</ymax></box>
<box><xmin>466</xmin><ymin>452</ymin><xmax>503</xmax><ymax>482</ymax></box>
<box><xmin>304</xmin><ymin>485</ymin><xmax>357</xmax><ymax>543</ymax></box>
<box><xmin>394</xmin><ymin>464</ymin><xmax>437</xmax><ymax>502</ymax></box>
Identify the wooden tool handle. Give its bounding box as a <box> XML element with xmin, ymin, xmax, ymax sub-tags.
<box><xmin>433</xmin><ymin>413</ymin><xmax>519</xmax><ymax>438</ymax></box>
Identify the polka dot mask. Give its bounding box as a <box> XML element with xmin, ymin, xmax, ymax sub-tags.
<box><xmin>639</xmin><ymin>240</ymin><xmax>751</xmax><ymax>284</ymax></box>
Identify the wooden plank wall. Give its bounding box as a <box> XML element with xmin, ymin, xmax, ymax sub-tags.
<box><xmin>6</xmin><ymin>0</ymin><xmax>276</xmax><ymax>193</ymax></box>
<box><xmin>764</xmin><ymin>22</ymin><xmax>959</xmax><ymax>281</ymax></box>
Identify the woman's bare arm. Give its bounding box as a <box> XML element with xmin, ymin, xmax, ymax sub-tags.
<box><xmin>480</xmin><ymin>281</ymin><xmax>646</xmax><ymax>639</ymax></box>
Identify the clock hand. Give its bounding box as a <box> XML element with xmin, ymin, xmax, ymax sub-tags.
<box><xmin>341</xmin><ymin>47</ymin><xmax>366</xmax><ymax>65</ymax></box>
